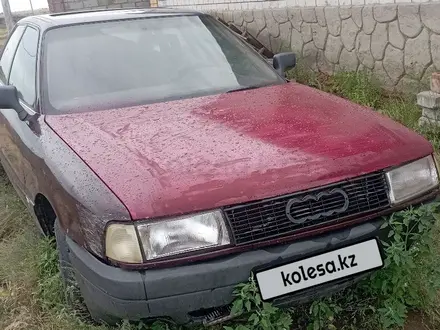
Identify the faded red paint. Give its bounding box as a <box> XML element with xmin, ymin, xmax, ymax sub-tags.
<box><xmin>45</xmin><ymin>82</ymin><xmax>433</xmax><ymax>221</ymax></box>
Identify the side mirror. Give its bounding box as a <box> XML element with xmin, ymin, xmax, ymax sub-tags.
<box><xmin>0</xmin><ymin>85</ymin><xmax>28</xmax><ymax>120</ymax></box>
<box><xmin>272</xmin><ymin>52</ymin><xmax>296</xmax><ymax>77</ymax></box>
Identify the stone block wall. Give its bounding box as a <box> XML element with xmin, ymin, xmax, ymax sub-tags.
<box><xmin>209</xmin><ymin>2</ymin><xmax>440</xmax><ymax>91</ymax></box>
<box><xmin>47</xmin><ymin>0</ymin><xmax>152</xmax><ymax>13</ymax></box>
<box><xmin>160</xmin><ymin>0</ymin><xmax>440</xmax><ymax>13</ymax></box>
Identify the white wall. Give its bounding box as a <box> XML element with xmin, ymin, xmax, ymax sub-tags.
<box><xmin>0</xmin><ymin>0</ymin><xmax>48</xmax><ymax>13</ymax></box>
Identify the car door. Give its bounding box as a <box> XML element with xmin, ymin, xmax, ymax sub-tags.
<box><xmin>0</xmin><ymin>24</ymin><xmax>41</xmax><ymax>204</ymax></box>
<box><xmin>0</xmin><ymin>26</ymin><xmax>26</xmax><ymax>185</ymax></box>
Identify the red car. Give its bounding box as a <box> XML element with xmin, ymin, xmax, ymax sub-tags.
<box><xmin>0</xmin><ymin>8</ymin><xmax>438</xmax><ymax>325</ymax></box>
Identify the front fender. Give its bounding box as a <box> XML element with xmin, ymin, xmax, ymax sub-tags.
<box><xmin>38</xmin><ymin>118</ymin><xmax>131</xmax><ymax>257</ymax></box>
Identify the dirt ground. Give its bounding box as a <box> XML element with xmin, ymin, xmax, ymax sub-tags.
<box><xmin>404</xmin><ymin>312</ymin><xmax>433</xmax><ymax>330</ymax></box>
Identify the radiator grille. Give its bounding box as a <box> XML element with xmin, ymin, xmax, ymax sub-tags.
<box><xmin>223</xmin><ymin>172</ymin><xmax>390</xmax><ymax>245</ymax></box>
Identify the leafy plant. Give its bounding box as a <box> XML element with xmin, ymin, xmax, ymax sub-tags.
<box><xmin>224</xmin><ymin>276</ymin><xmax>292</xmax><ymax>330</ymax></box>
<box><xmin>361</xmin><ymin>203</ymin><xmax>440</xmax><ymax>328</ymax></box>
<box><xmin>306</xmin><ymin>299</ymin><xmax>341</xmax><ymax>330</ymax></box>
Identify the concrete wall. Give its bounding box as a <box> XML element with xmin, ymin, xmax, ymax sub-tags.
<box><xmin>208</xmin><ymin>3</ymin><xmax>440</xmax><ymax>90</ymax></box>
<box><xmin>158</xmin><ymin>0</ymin><xmax>440</xmax><ymax>91</ymax></box>
<box><xmin>47</xmin><ymin>0</ymin><xmax>152</xmax><ymax>13</ymax></box>
<box><xmin>160</xmin><ymin>0</ymin><xmax>440</xmax><ymax>12</ymax></box>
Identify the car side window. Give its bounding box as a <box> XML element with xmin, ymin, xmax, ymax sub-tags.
<box><xmin>9</xmin><ymin>26</ymin><xmax>39</xmax><ymax>108</ymax></box>
<box><xmin>0</xmin><ymin>25</ymin><xmax>26</xmax><ymax>84</ymax></box>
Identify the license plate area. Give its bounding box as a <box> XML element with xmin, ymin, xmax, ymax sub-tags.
<box><xmin>254</xmin><ymin>239</ymin><xmax>384</xmax><ymax>301</ymax></box>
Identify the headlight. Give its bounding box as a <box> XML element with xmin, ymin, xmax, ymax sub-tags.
<box><xmin>137</xmin><ymin>210</ymin><xmax>230</xmax><ymax>260</ymax></box>
<box><xmin>385</xmin><ymin>155</ymin><xmax>439</xmax><ymax>204</ymax></box>
<box><xmin>105</xmin><ymin>210</ymin><xmax>231</xmax><ymax>263</ymax></box>
<box><xmin>105</xmin><ymin>223</ymin><xmax>143</xmax><ymax>263</ymax></box>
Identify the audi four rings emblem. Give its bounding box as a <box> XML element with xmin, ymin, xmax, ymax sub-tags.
<box><xmin>285</xmin><ymin>188</ymin><xmax>350</xmax><ymax>224</ymax></box>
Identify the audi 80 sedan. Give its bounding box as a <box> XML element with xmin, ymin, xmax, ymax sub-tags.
<box><xmin>0</xmin><ymin>8</ymin><xmax>438</xmax><ymax>325</ymax></box>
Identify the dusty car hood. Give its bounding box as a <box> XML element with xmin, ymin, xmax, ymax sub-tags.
<box><xmin>45</xmin><ymin>82</ymin><xmax>433</xmax><ymax>220</ymax></box>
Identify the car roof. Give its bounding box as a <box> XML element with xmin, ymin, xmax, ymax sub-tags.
<box><xmin>19</xmin><ymin>8</ymin><xmax>202</xmax><ymax>31</ymax></box>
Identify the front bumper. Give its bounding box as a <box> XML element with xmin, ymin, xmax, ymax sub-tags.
<box><xmin>68</xmin><ymin>217</ymin><xmax>392</xmax><ymax>324</ymax></box>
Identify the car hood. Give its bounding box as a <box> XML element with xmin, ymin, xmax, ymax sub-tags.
<box><xmin>45</xmin><ymin>82</ymin><xmax>433</xmax><ymax>220</ymax></box>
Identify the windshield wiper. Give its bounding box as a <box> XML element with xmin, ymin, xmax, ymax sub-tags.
<box><xmin>226</xmin><ymin>85</ymin><xmax>262</xmax><ymax>93</ymax></box>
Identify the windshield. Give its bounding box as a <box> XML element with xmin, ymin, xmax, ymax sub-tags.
<box><xmin>42</xmin><ymin>14</ymin><xmax>284</xmax><ymax>114</ymax></box>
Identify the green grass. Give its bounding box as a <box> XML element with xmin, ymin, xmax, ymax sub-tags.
<box><xmin>1</xmin><ymin>66</ymin><xmax>440</xmax><ymax>330</ymax></box>
<box><xmin>0</xmin><ymin>167</ymin><xmax>218</xmax><ymax>328</ymax></box>
<box><xmin>0</xmin><ymin>174</ymin><xmax>159</xmax><ymax>330</ymax></box>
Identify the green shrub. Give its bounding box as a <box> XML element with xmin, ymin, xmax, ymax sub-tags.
<box><xmin>225</xmin><ymin>276</ymin><xmax>292</xmax><ymax>330</ymax></box>
<box><xmin>363</xmin><ymin>203</ymin><xmax>440</xmax><ymax>328</ymax></box>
